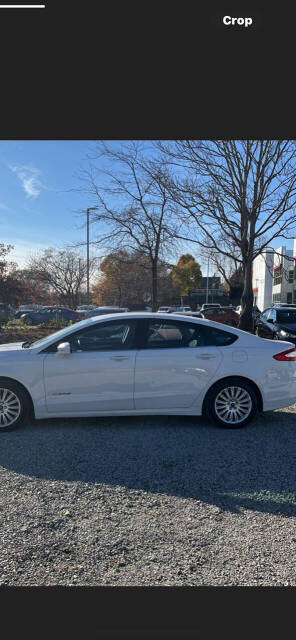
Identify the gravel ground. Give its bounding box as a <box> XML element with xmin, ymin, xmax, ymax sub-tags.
<box><xmin>0</xmin><ymin>407</ymin><xmax>296</xmax><ymax>586</ymax></box>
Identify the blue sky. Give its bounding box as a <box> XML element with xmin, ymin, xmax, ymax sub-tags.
<box><xmin>0</xmin><ymin>140</ymin><xmax>199</xmax><ymax>271</ymax></box>
<box><xmin>0</xmin><ymin>140</ymin><xmax>96</xmax><ymax>266</ymax></box>
<box><xmin>0</xmin><ymin>140</ymin><xmax>293</xmax><ymax>275</ymax></box>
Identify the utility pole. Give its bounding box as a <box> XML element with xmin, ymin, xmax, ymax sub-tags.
<box><xmin>86</xmin><ymin>206</ymin><xmax>98</xmax><ymax>305</ymax></box>
<box><xmin>78</xmin><ymin>258</ymin><xmax>82</xmax><ymax>306</ymax></box>
<box><xmin>206</xmin><ymin>256</ymin><xmax>210</xmax><ymax>303</ymax></box>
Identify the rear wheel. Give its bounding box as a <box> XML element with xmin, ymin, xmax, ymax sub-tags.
<box><xmin>205</xmin><ymin>378</ymin><xmax>258</xmax><ymax>428</ymax></box>
<box><xmin>0</xmin><ymin>380</ymin><xmax>31</xmax><ymax>432</ymax></box>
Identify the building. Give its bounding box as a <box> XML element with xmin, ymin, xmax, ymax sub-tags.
<box><xmin>252</xmin><ymin>239</ymin><xmax>296</xmax><ymax>309</ymax></box>
<box><xmin>190</xmin><ymin>276</ymin><xmax>227</xmax><ymax>306</ymax></box>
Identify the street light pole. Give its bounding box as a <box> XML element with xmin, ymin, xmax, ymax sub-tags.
<box><xmin>206</xmin><ymin>256</ymin><xmax>210</xmax><ymax>303</ymax></box>
<box><xmin>86</xmin><ymin>206</ymin><xmax>98</xmax><ymax>305</ymax></box>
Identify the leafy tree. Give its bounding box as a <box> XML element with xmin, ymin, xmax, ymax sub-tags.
<box><xmin>172</xmin><ymin>254</ymin><xmax>202</xmax><ymax>301</ymax></box>
<box><xmin>92</xmin><ymin>250</ymin><xmax>176</xmax><ymax>308</ymax></box>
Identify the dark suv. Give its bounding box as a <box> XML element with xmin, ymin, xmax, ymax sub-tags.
<box><xmin>254</xmin><ymin>306</ymin><xmax>296</xmax><ymax>344</ymax></box>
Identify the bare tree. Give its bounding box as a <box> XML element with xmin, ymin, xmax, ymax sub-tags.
<box><xmin>201</xmin><ymin>241</ymin><xmax>241</xmax><ymax>290</ymax></box>
<box><xmin>156</xmin><ymin>140</ymin><xmax>296</xmax><ymax>330</ymax></box>
<box><xmin>77</xmin><ymin>141</ymin><xmax>182</xmax><ymax>311</ymax></box>
<box><xmin>27</xmin><ymin>248</ymin><xmax>96</xmax><ymax>309</ymax></box>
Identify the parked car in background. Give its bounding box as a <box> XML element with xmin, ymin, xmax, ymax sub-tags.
<box><xmin>200</xmin><ymin>306</ymin><xmax>239</xmax><ymax>327</ymax></box>
<box><xmin>0</xmin><ymin>311</ymin><xmax>296</xmax><ymax>432</ymax></box>
<box><xmin>157</xmin><ymin>306</ymin><xmax>171</xmax><ymax>313</ymax></box>
<box><xmin>15</xmin><ymin>304</ymin><xmax>45</xmax><ymax>319</ymax></box>
<box><xmin>85</xmin><ymin>306</ymin><xmax>129</xmax><ymax>319</ymax></box>
<box><xmin>174</xmin><ymin>311</ymin><xmax>202</xmax><ymax>318</ymax></box>
<box><xmin>254</xmin><ymin>306</ymin><xmax>296</xmax><ymax>344</ymax></box>
<box><xmin>163</xmin><ymin>306</ymin><xmax>192</xmax><ymax>313</ymax></box>
<box><xmin>200</xmin><ymin>303</ymin><xmax>221</xmax><ymax>312</ymax></box>
<box><xmin>75</xmin><ymin>304</ymin><xmax>98</xmax><ymax>319</ymax></box>
<box><xmin>20</xmin><ymin>306</ymin><xmax>79</xmax><ymax>326</ymax></box>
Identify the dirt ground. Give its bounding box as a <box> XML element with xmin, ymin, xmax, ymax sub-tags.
<box><xmin>0</xmin><ymin>321</ymin><xmax>62</xmax><ymax>344</ymax></box>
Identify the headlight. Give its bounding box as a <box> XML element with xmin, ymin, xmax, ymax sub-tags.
<box><xmin>279</xmin><ymin>329</ymin><xmax>296</xmax><ymax>338</ymax></box>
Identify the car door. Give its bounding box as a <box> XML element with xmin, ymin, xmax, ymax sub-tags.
<box><xmin>256</xmin><ymin>308</ymin><xmax>271</xmax><ymax>336</ymax></box>
<box><xmin>258</xmin><ymin>308</ymin><xmax>275</xmax><ymax>337</ymax></box>
<box><xmin>134</xmin><ymin>318</ymin><xmax>227</xmax><ymax>410</ymax></box>
<box><xmin>266</xmin><ymin>308</ymin><xmax>277</xmax><ymax>337</ymax></box>
<box><xmin>43</xmin><ymin>318</ymin><xmax>138</xmax><ymax>414</ymax></box>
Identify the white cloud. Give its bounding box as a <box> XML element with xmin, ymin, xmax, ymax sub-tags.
<box><xmin>9</xmin><ymin>164</ymin><xmax>43</xmax><ymax>198</ymax></box>
<box><xmin>4</xmin><ymin>240</ymin><xmax>50</xmax><ymax>268</ymax></box>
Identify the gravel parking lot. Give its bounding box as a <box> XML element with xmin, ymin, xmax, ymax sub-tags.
<box><xmin>0</xmin><ymin>407</ymin><xmax>296</xmax><ymax>586</ymax></box>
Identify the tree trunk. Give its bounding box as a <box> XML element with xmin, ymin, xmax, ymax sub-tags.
<box><xmin>151</xmin><ymin>261</ymin><xmax>158</xmax><ymax>312</ymax></box>
<box><xmin>238</xmin><ymin>258</ymin><xmax>254</xmax><ymax>332</ymax></box>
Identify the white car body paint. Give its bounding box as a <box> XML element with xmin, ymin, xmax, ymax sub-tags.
<box><xmin>0</xmin><ymin>312</ymin><xmax>295</xmax><ymax>421</ymax></box>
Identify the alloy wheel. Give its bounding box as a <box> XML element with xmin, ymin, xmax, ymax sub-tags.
<box><xmin>214</xmin><ymin>386</ymin><xmax>252</xmax><ymax>425</ymax></box>
<box><xmin>0</xmin><ymin>387</ymin><xmax>21</xmax><ymax>428</ymax></box>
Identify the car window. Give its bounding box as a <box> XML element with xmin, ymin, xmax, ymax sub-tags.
<box><xmin>145</xmin><ymin>319</ymin><xmax>238</xmax><ymax>349</ymax></box>
<box><xmin>63</xmin><ymin>319</ymin><xmax>137</xmax><ymax>352</ymax></box>
<box><xmin>268</xmin><ymin>309</ymin><xmax>276</xmax><ymax>322</ymax></box>
<box><xmin>261</xmin><ymin>309</ymin><xmax>271</xmax><ymax>319</ymax></box>
<box><xmin>277</xmin><ymin>310</ymin><xmax>296</xmax><ymax>324</ymax></box>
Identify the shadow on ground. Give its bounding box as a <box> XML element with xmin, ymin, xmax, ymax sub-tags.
<box><xmin>1</xmin><ymin>411</ymin><xmax>296</xmax><ymax>517</ymax></box>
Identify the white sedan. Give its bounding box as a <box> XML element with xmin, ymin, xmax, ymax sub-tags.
<box><xmin>0</xmin><ymin>312</ymin><xmax>296</xmax><ymax>432</ymax></box>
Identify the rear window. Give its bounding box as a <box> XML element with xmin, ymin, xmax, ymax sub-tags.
<box><xmin>145</xmin><ymin>319</ymin><xmax>238</xmax><ymax>348</ymax></box>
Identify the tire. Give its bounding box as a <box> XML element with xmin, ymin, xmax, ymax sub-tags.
<box><xmin>204</xmin><ymin>377</ymin><xmax>258</xmax><ymax>429</ymax></box>
<box><xmin>0</xmin><ymin>379</ymin><xmax>31</xmax><ymax>432</ymax></box>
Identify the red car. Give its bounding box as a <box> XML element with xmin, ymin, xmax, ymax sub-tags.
<box><xmin>200</xmin><ymin>306</ymin><xmax>239</xmax><ymax>327</ymax></box>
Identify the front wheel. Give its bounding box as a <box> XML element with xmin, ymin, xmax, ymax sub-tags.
<box><xmin>204</xmin><ymin>378</ymin><xmax>258</xmax><ymax>429</ymax></box>
<box><xmin>0</xmin><ymin>380</ymin><xmax>31</xmax><ymax>432</ymax></box>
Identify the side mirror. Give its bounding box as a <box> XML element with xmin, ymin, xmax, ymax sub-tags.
<box><xmin>56</xmin><ymin>342</ymin><xmax>71</xmax><ymax>355</ymax></box>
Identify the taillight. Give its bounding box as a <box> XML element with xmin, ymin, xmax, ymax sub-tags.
<box><xmin>273</xmin><ymin>348</ymin><xmax>296</xmax><ymax>361</ymax></box>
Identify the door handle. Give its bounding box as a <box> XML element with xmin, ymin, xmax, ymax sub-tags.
<box><xmin>195</xmin><ymin>354</ymin><xmax>216</xmax><ymax>359</ymax></box>
<box><xmin>110</xmin><ymin>356</ymin><xmax>129</xmax><ymax>360</ymax></box>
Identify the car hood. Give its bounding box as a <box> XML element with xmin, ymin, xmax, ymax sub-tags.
<box><xmin>0</xmin><ymin>342</ymin><xmax>25</xmax><ymax>351</ymax></box>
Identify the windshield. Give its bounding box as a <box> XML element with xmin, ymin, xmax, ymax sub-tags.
<box><xmin>23</xmin><ymin>317</ymin><xmax>91</xmax><ymax>349</ymax></box>
<box><xmin>277</xmin><ymin>311</ymin><xmax>296</xmax><ymax>324</ymax></box>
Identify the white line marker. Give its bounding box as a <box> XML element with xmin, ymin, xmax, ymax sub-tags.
<box><xmin>0</xmin><ymin>4</ymin><xmax>45</xmax><ymax>7</ymax></box>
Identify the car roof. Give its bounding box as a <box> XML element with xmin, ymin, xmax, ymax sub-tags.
<box><xmin>86</xmin><ymin>311</ymin><xmax>242</xmax><ymax>333</ymax></box>
<box><xmin>30</xmin><ymin>310</ymin><xmax>260</xmax><ymax>352</ymax></box>
<box><xmin>274</xmin><ymin>306</ymin><xmax>296</xmax><ymax>311</ymax></box>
